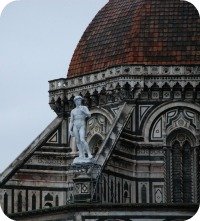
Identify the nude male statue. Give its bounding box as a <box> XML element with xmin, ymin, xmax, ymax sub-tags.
<box><xmin>69</xmin><ymin>96</ymin><xmax>93</xmax><ymax>162</ymax></box>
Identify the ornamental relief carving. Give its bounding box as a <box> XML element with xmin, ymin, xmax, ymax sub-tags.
<box><xmin>25</xmin><ymin>155</ymin><xmax>66</xmax><ymax>166</ymax></box>
<box><xmin>115</xmin><ymin>142</ymin><xmax>134</xmax><ymax>154</ymax></box>
<box><xmin>86</xmin><ymin>112</ymin><xmax>112</xmax><ymax>156</ymax></box>
<box><xmin>150</xmin><ymin>108</ymin><xmax>200</xmax><ymax>144</ymax></box>
<box><xmin>49</xmin><ymin>73</ymin><xmax>200</xmax><ymax>116</ymax></box>
<box><xmin>49</xmin><ymin>66</ymin><xmax>199</xmax><ymax>91</ymax></box>
<box><xmin>154</xmin><ymin>186</ymin><xmax>164</xmax><ymax>203</ymax></box>
<box><xmin>107</xmin><ymin>158</ymin><xmax>132</xmax><ymax>170</ymax></box>
<box><xmin>87</xmin><ymin>113</ymin><xmax>110</xmax><ymax>140</ymax></box>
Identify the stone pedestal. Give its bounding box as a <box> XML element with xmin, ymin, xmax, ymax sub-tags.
<box><xmin>72</xmin><ymin>157</ymin><xmax>93</xmax><ymax>164</ymax></box>
<box><xmin>70</xmin><ymin>163</ymin><xmax>101</xmax><ymax>203</ymax></box>
<box><xmin>73</xmin><ymin>174</ymin><xmax>93</xmax><ymax>203</ymax></box>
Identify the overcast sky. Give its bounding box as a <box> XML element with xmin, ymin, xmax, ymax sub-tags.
<box><xmin>0</xmin><ymin>0</ymin><xmax>108</xmax><ymax>173</ymax></box>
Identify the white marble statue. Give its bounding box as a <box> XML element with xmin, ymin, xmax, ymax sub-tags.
<box><xmin>69</xmin><ymin>96</ymin><xmax>93</xmax><ymax>164</ymax></box>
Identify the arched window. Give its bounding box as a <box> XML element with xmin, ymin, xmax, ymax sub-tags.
<box><xmin>3</xmin><ymin>193</ymin><xmax>8</xmax><ymax>214</ymax></box>
<box><xmin>17</xmin><ymin>192</ymin><xmax>22</xmax><ymax>212</ymax></box>
<box><xmin>44</xmin><ymin>193</ymin><xmax>53</xmax><ymax>208</ymax></box>
<box><xmin>55</xmin><ymin>195</ymin><xmax>59</xmax><ymax>206</ymax></box>
<box><xmin>32</xmin><ymin>194</ymin><xmax>36</xmax><ymax>210</ymax></box>
<box><xmin>44</xmin><ymin>193</ymin><xmax>53</xmax><ymax>201</ymax></box>
<box><xmin>141</xmin><ymin>185</ymin><xmax>147</xmax><ymax>203</ymax></box>
<box><xmin>89</xmin><ymin>134</ymin><xmax>103</xmax><ymax>156</ymax></box>
<box><xmin>167</xmin><ymin>129</ymin><xmax>195</xmax><ymax>203</ymax></box>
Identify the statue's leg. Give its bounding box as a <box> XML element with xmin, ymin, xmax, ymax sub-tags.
<box><xmin>79</xmin><ymin>126</ymin><xmax>92</xmax><ymax>158</ymax></box>
<box><xmin>73</xmin><ymin>126</ymin><xmax>84</xmax><ymax>158</ymax></box>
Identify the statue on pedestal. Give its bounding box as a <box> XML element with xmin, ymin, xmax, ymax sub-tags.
<box><xmin>69</xmin><ymin>96</ymin><xmax>93</xmax><ymax>164</ymax></box>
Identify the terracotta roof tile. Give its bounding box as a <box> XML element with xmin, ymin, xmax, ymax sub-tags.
<box><xmin>68</xmin><ymin>0</ymin><xmax>200</xmax><ymax>78</ymax></box>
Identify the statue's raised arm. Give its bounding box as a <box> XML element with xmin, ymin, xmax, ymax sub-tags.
<box><xmin>80</xmin><ymin>106</ymin><xmax>91</xmax><ymax>118</ymax></box>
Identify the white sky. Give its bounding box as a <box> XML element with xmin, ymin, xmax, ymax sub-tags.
<box><xmin>0</xmin><ymin>0</ymin><xmax>108</xmax><ymax>173</ymax></box>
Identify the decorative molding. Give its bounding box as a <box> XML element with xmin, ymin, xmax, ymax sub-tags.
<box><xmin>47</xmin><ymin>131</ymin><xmax>58</xmax><ymax>144</ymax></box>
<box><xmin>49</xmin><ymin>66</ymin><xmax>199</xmax><ymax>91</ymax></box>
<box><xmin>143</xmin><ymin>102</ymin><xmax>200</xmax><ymax>143</ymax></box>
<box><xmin>49</xmin><ymin>65</ymin><xmax>200</xmax><ymax>116</ymax></box>
<box><xmin>139</xmin><ymin>105</ymin><xmax>153</xmax><ymax>126</ymax></box>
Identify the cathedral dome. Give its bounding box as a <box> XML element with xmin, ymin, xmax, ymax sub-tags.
<box><xmin>68</xmin><ymin>0</ymin><xmax>200</xmax><ymax>78</ymax></box>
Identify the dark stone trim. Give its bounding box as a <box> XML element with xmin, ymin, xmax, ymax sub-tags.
<box><xmin>83</xmin><ymin>215</ymin><xmax>194</xmax><ymax>221</ymax></box>
<box><xmin>66</xmin><ymin>118</ymin><xmax>69</xmax><ymax>146</ymax></box>
<box><xmin>135</xmin><ymin>103</ymin><xmax>139</xmax><ymax>134</ymax></box>
<box><xmin>40</xmin><ymin>190</ymin><xmax>42</xmax><ymax>209</ymax></box>
<box><xmin>122</xmin><ymin>178</ymin><xmax>124</xmax><ymax>203</ymax></box>
<box><xmin>121</xmin><ymin>131</ymin><xmax>144</xmax><ymax>141</ymax></box>
<box><xmin>108</xmin><ymin>175</ymin><xmax>110</xmax><ymax>203</ymax></box>
<box><xmin>82</xmin><ymin>215</ymin><xmax>194</xmax><ymax>221</ymax></box>
<box><xmin>136</xmin><ymin>181</ymin><xmax>138</xmax><ymax>203</ymax></box>
<box><xmin>8</xmin><ymin>203</ymin><xmax>199</xmax><ymax>220</ymax></box>
<box><xmin>165</xmin><ymin>147</ymin><xmax>172</xmax><ymax>203</ymax></box>
<box><xmin>41</xmin><ymin>143</ymin><xmax>69</xmax><ymax>147</ymax></box>
<box><xmin>22</xmin><ymin>164</ymin><xmax>72</xmax><ymax>171</ymax></box>
<box><xmin>113</xmin><ymin>150</ymin><xmax>164</xmax><ymax>161</ymax></box>
<box><xmin>39</xmin><ymin>147</ymin><xmax>71</xmax><ymax>153</ymax></box>
<box><xmin>103</xmin><ymin>170</ymin><xmax>164</xmax><ymax>182</ymax></box>
<box><xmin>197</xmin><ymin>148</ymin><xmax>200</xmax><ymax>203</ymax></box>
<box><xmin>58</xmin><ymin>125</ymin><xmax>62</xmax><ymax>144</ymax></box>
<box><xmin>149</xmin><ymin>181</ymin><xmax>152</xmax><ymax>203</ymax></box>
<box><xmin>26</xmin><ymin>190</ymin><xmax>28</xmax><ymax>211</ymax></box>
<box><xmin>12</xmin><ymin>189</ymin><xmax>14</xmax><ymax>213</ymax></box>
<box><xmin>115</xmin><ymin>176</ymin><xmax>117</xmax><ymax>203</ymax></box>
<box><xmin>3</xmin><ymin>185</ymin><xmax>69</xmax><ymax>191</ymax></box>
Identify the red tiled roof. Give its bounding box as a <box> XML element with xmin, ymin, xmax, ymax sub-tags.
<box><xmin>68</xmin><ymin>0</ymin><xmax>200</xmax><ymax>78</ymax></box>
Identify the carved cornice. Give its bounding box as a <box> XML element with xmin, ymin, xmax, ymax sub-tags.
<box><xmin>48</xmin><ymin>65</ymin><xmax>200</xmax><ymax>116</ymax></box>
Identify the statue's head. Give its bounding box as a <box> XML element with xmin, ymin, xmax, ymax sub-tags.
<box><xmin>74</xmin><ymin>96</ymin><xmax>83</xmax><ymax>106</ymax></box>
